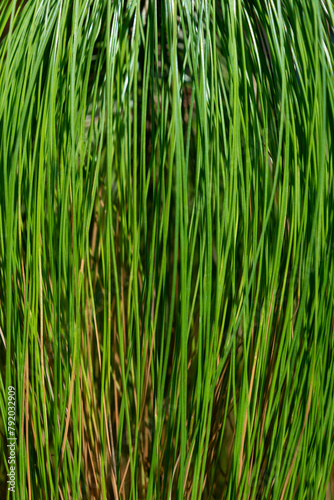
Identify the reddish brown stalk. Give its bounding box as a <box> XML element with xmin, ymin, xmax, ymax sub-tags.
<box><xmin>280</xmin><ymin>384</ymin><xmax>313</xmax><ymax>500</ymax></box>
<box><xmin>25</xmin><ymin>346</ymin><xmax>31</xmax><ymax>500</ymax></box>
<box><xmin>238</xmin><ymin>285</ymin><xmax>275</xmax><ymax>490</ymax></box>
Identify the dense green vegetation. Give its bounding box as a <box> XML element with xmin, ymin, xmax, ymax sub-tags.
<box><xmin>1</xmin><ymin>0</ymin><xmax>334</xmax><ymax>498</ymax></box>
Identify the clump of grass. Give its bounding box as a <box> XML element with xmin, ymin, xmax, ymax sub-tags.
<box><xmin>0</xmin><ymin>0</ymin><xmax>334</xmax><ymax>498</ymax></box>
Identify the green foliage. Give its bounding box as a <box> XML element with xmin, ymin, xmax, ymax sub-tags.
<box><xmin>0</xmin><ymin>0</ymin><xmax>334</xmax><ymax>498</ymax></box>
